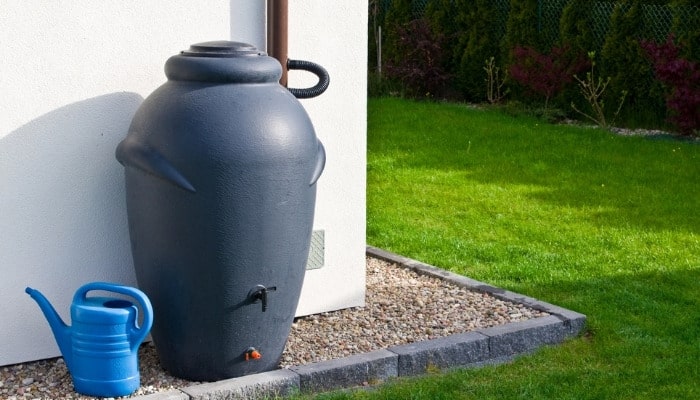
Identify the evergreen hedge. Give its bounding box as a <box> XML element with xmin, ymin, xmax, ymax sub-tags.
<box><xmin>371</xmin><ymin>0</ymin><xmax>699</xmax><ymax>133</ymax></box>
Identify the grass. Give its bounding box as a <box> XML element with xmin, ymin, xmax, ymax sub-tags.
<box><xmin>304</xmin><ymin>98</ymin><xmax>700</xmax><ymax>399</ymax></box>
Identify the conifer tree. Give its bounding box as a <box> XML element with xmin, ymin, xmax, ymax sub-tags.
<box><xmin>455</xmin><ymin>0</ymin><xmax>503</xmax><ymax>101</ymax></box>
<box><xmin>671</xmin><ymin>0</ymin><xmax>700</xmax><ymax>62</ymax></box>
<box><xmin>504</xmin><ymin>0</ymin><xmax>544</xmax><ymax>58</ymax></box>
<box><xmin>383</xmin><ymin>0</ymin><xmax>415</xmax><ymax>66</ymax></box>
<box><xmin>601</xmin><ymin>0</ymin><xmax>664</xmax><ymax>124</ymax></box>
<box><xmin>559</xmin><ymin>0</ymin><xmax>596</xmax><ymax>111</ymax></box>
<box><xmin>560</xmin><ymin>0</ymin><xmax>595</xmax><ymax>55</ymax></box>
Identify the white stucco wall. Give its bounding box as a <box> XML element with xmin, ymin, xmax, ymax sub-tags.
<box><xmin>0</xmin><ymin>0</ymin><xmax>366</xmax><ymax>366</ymax></box>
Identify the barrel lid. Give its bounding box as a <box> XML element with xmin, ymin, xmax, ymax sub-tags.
<box><xmin>180</xmin><ymin>41</ymin><xmax>265</xmax><ymax>57</ymax></box>
<box><xmin>165</xmin><ymin>41</ymin><xmax>281</xmax><ymax>83</ymax></box>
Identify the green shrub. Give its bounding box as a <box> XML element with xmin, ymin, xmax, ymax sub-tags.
<box><xmin>671</xmin><ymin>0</ymin><xmax>700</xmax><ymax>62</ymax></box>
<box><xmin>425</xmin><ymin>0</ymin><xmax>465</xmax><ymax>99</ymax></box>
<box><xmin>601</xmin><ymin>0</ymin><xmax>666</xmax><ymax>127</ymax></box>
<box><xmin>424</xmin><ymin>0</ymin><xmax>461</xmax><ymax>69</ymax></box>
<box><xmin>382</xmin><ymin>0</ymin><xmax>414</xmax><ymax>69</ymax></box>
<box><xmin>560</xmin><ymin>0</ymin><xmax>595</xmax><ymax>55</ymax></box>
<box><xmin>504</xmin><ymin>0</ymin><xmax>544</xmax><ymax>58</ymax></box>
<box><xmin>558</xmin><ymin>0</ymin><xmax>596</xmax><ymax>114</ymax></box>
<box><xmin>455</xmin><ymin>0</ymin><xmax>504</xmax><ymax>101</ymax></box>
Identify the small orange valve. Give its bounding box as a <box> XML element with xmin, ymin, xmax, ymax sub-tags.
<box><xmin>245</xmin><ymin>347</ymin><xmax>262</xmax><ymax>361</ymax></box>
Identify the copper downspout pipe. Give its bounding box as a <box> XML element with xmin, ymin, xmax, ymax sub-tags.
<box><xmin>267</xmin><ymin>0</ymin><xmax>328</xmax><ymax>98</ymax></box>
<box><xmin>267</xmin><ymin>0</ymin><xmax>289</xmax><ymax>87</ymax></box>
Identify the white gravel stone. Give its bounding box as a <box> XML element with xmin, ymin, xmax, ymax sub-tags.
<box><xmin>1</xmin><ymin>257</ymin><xmax>547</xmax><ymax>399</ymax></box>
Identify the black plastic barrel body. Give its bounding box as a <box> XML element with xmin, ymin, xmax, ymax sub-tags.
<box><xmin>116</xmin><ymin>41</ymin><xmax>325</xmax><ymax>381</ymax></box>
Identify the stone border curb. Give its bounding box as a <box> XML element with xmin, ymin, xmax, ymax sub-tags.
<box><xmin>290</xmin><ymin>349</ymin><xmax>398</xmax><ymax>393</ymax></box>
<box><xmin>133</xmin><ymin>247</ymin><xmax>586</xmax><ymax>400</ymax></box>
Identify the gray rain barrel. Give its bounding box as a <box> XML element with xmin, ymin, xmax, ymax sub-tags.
<box><xmin>115</xmin><ymin>41</ymin><xmax>327</xmax><ymax>381</ymax></box>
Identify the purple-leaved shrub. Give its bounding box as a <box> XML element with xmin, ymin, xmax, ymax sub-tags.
<box><xmin>385</xmin><ymin>18</ymin><xmax>451</xmax><ymax>99</ymax></box>
<box><xmin>642</xmin><ymin>35</ymin><xmax>700</xmax><ymax>136</ymax></box>
<box><xmin>509</xmin><ymin>45</ymin><xmax>589</xmax><ymax>109</ymax></box>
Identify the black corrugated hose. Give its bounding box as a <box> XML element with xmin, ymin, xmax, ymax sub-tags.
<box><xmin>287</xmin><ymin>59</ymin><xmax>330</xmax><ymax>99</ymax></box>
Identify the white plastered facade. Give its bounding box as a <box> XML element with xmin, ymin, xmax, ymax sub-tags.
<box><xmin>0</xmin><ymin>0</ymin><xmax>367</xmax><ymax>366</ymax></box>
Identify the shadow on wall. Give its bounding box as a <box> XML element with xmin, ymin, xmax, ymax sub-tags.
<box><xmin>0</xmin><ymin>92</ymin><xmax>144</xmax><ymax>366</ymax></box>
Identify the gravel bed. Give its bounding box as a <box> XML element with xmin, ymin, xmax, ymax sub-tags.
<box><xmin>1</xmin><ymin>256</ymin><xmax>547</xmax><ymax>399</ymax></box>
<box><xmin>564</xmin><ymin>121</ymin><xmax>699</xmax><ymax>142</ymax></box>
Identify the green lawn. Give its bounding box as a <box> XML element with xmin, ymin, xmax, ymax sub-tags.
<box><xmin>312</xmin><ymin>98</ymin><xmax>700</xmax><ymax>399</ymax></box>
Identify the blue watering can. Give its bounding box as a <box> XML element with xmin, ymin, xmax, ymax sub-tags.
<box><xmin>25</xmin><ymin>282</ymin><xmax>153</xmax><ymax>397</ymax></box>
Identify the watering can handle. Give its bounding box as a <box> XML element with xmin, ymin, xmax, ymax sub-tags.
<box><xmin>73</xmin><ymin>282</ymin><xmax>154</xmax><ymax>346</ymax></box>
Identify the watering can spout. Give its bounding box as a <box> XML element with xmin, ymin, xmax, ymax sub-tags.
<box><xmin>25</xmin><ymin>287</ymin><xmax>73</xmax><ymax>369</ymax></box>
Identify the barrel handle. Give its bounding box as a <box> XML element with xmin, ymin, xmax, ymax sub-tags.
<box><xmin>74</xmin><ymin>282</ymin><xmax>153</xmax><ymax>349</ymax></box>
<box><xmin>287</xmin><ymin>59</ymin><xmax>330</xmax><ymax>99</ymax></box>
<box><xmin>310</xmin><ymin>141</ymin><xmax>325</xmax><ymax>186</ymax></box>
<box><xmin>116</xmin><ymin>135</ymin><xmax>196</xmax><ymax>193</ymax></box>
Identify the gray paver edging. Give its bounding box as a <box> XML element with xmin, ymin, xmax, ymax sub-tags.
<box><xmin>133</xmin><ymin>247</ymin><xmax>586</xmax><ymax>399</ymax></box>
